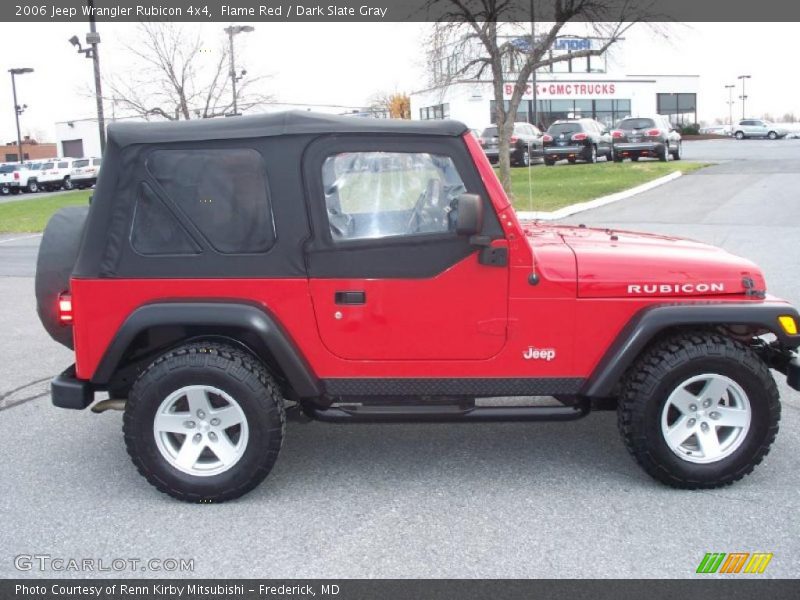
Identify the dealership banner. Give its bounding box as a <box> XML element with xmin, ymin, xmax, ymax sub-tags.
<box><xmin>2</xmin><ymin>0</ymin><xmax>800</xmax><ymax>22</ymax></box>
<box><xmin>4</xmin><ymin>579</ymin><xmax>799</xmax><ymax>599</ymax></box>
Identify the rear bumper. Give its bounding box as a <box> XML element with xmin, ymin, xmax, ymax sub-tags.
<box><xmin>52</xmin><ymin>365</ymin><xmax>94</xmax><ymax>409</ymax></box>
<box><xmin>544</xmin><ymin>145</ymin><xmax>587</xmax><ymax>159</ymax></box>
<box><xmin>614</xmin><ymin>142</ymin><xmax>665</xmax><ymax>154</ymax></box>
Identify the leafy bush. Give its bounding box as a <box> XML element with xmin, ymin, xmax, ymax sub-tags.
<box><xmin>679</xmin><ymin>123</ymin><xmax>701</xmax><ymax>135</ymax></box>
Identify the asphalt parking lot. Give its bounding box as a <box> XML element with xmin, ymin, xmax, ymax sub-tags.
<box><xmin>1</xmin><ymin>138</ymin><xmax>799</xmax><ymax>579</ymax></box>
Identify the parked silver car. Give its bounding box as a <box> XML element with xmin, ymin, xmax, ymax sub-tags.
<box><xmin>733</xmin><ymin>119</ymin><xmax>788</xmax><ymax>140</ymax></box>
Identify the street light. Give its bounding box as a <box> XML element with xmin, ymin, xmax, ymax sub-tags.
<box><xmin>724</xmin><ymin>84</ymin><xmax>735</xmax><ymax>128</ymax></box>
<box><xmin>224</xmin><ymin>25</ymin><xmax>255</xmax><ymax>116</ymax></box>
<box><xmin>737</xmin><ymin>74</ymin><xmax>751</xmax><ymax>120</ymax></box>
<box><xmin>69</xmin><ymin>0</ymin><xmax>106</xmax><ymax>154</ymax></box>
<box><xmin>9</xmin><ymin>68</ymin><xmax>33</xmax><ymax>164</ymax></box>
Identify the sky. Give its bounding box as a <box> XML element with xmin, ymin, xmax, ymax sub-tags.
<box><xmin>0</xmin><ymin>21</ymin><xmax>797</xmax><ymax>143</ymax></box>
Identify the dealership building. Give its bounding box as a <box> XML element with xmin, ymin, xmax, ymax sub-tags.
<box><xmin>410</xmin><ymin>36</ymin><xmax>699</xmax><ymax>131</ymax></box>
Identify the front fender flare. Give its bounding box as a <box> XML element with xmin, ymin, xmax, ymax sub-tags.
<box><xmin>582</xmin><ymin>301</ymin><xmax>800</xmax><ymax>398</ymax></box>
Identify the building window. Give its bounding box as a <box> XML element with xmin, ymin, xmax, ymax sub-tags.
<box><xmin>491</xmin><ymin>98</ymin><xmax>631</xmax><ymax>130</ymax></box>
<box><xmin>420</xmin><ymin>103</ymin><xmax>450</xmax><ymax>120</ymax></box>
<box><xmin>657</xmin><ymin>93</ymin><xmax>697</xmax><ymax>126</ymax></box>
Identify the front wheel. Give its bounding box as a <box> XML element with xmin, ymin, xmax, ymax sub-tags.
<box><xmin>26</xmin><ymin>180</ymin><xmax>39</xmax><ymax>193</ymax></box>
<box><xmin>62</xmin><ymin>177</ymin><xmax>73</xmax><ymax>190</ymax></box>
<box><xmin>617</xmin><ymin>332</ymin><xmax>780</xmax><ymax>489</ymax></box>
<box><xmin>735</xmin><ymin>131</ymin><xmax>745</xmax><ymax>140</ymax></box>
<box><xmin>768</xmin><ymin>131</ymin><xmax>778</xmax><ymax>140</ymax></box>
<box><xmin>123</xmin><ymin>342</ymin><xmax>286</xmax><ymax>502</ymax></box>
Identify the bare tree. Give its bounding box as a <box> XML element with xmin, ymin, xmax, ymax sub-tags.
<box><xmin>107</xmin><ymin>23</ymin><xmax>273</xmax><ymax>121</ymax></box>
<box><xmin>426</xmin><ymin>0</ymin><xmax>656</xmax><ymax>193</ymax></box>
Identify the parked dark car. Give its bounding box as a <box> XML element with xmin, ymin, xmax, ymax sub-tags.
<box><xmin>542</xmin><ymin>119</ymin><xmax>613</xmax><ymax>165</ymax></box>
<box><xmin>611</xmin><ymin>116</ymin><xmax>682</xmax><ymax>162</ymax></box>
<box><xmin>479</xmin><ymin>123</ymin><xmax>543</xmax><ymax>167</ymax></box>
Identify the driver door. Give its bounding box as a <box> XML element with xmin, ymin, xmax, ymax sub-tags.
<box><xmin>303</xmin><ymin>136</ymin><xmax>509</xmax><ymax>361</ymax></box>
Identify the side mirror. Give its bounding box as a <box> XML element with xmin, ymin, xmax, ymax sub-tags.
<box><xmin>455</xmin><ymin>193</ymin><xmax>483</xmax><ymax>236</ymax></box>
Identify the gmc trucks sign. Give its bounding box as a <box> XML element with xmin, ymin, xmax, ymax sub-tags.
<box><xmin>504</xmin><ymin>82</ymin><xmax>619</xmax><ymax>99</ymax></box>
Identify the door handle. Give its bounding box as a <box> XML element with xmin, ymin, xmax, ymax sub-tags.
<box><xmin>335</xmin><ymin>290</ymin><xmax>366</xmax><ymax>305</ymax></box>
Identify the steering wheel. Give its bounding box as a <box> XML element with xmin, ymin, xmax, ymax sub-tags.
<box><xmin>406</xmin><ymin>179</ymin><xmax>442</xmax><ymax>234</ymax></box>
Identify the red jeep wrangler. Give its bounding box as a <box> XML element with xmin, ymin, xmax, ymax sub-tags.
<box><xmin>36</xmin><ymin>112</ymin><xmax>800</xmax><ymax>502</ymax></box>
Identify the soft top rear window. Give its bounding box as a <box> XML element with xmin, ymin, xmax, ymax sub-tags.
<box><xmin>618</xmin><ymin>118</ymin><xmax>656</xmax><ymax>130</ymax></box>
<box><xmin>548</xmin><ymin>123</ymin><xmax>583</xmax><ymax>135</ymax></box>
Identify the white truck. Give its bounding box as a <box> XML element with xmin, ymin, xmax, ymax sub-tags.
<box><xmin>0</xmin><ymin>163</ymin><xmax>40</xmax><ymax>195</ymax></box>
<box><xmin>38</xmin><ymin>158</ymin><xmax>76</xmax><ymax>191</ymax></box>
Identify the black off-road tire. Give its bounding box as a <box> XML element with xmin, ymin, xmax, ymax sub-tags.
<box><xmin>123</xmin><ymin>342</ymin><xmax>286</xmax><ymax>503</ymax></box>
<box><xmin>617</xmin><ymin>332</ymin><xmax>780</xmax><ymax>489</ymax></box>
<box><xmin>544</xmin><ymin>159</ymin><xmax>555</xmax><ymax>166</ymax></box>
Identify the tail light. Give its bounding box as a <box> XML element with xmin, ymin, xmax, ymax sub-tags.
<box><xmin>571</xmin><ymin>132</ymin><xmax>588</xmax><ymax>141</ymax></box>
<box><xmin>509</xmin><ymin>136</ymin><xmax>519</xmax><ymax>143</ymax></box>
<box><xmin>611</xmin><ymin>130</ymin><xmax>624</xmax><ymax>138</ymax></box>
<box><xmin>58</xmin><ymin>292</ymin><xmax>73</xmax><ymax>325</ymax></box>
<box><xmin>13</xmin><ymin>171</ymin><xmax>19</xmax><ymax>180</ymax></box>
<box><xmin>646</xmin><ymin>129</ymin><xmax>661</xmax><ymax>137</ymax></box>
<box><xmin>542</xmin><ymin>134</ymin><xmax>553</xmax><ymax>142</ymax></box>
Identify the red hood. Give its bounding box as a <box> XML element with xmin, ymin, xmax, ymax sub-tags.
<box><xmin>525</xmin><ymin>225</ymin><xmax>766</xmax><ymax>299</ymax></box>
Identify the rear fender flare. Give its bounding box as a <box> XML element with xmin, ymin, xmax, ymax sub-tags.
<box><xmin>582</xmin><ymin>302</ymin><xmax>800</xmax><ymax>398</ymax></box>
<box><xmin>91</xmin><ymin>302</ymin><xmax>321</xmax><ymax>398</ymax></box>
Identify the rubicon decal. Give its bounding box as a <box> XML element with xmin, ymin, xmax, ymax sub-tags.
<box><xmin>696</xmin><ymin>552</ymin><xmax>773</xmax><ymax>574</ymax></box>
<box><xmin>523</xmin><ymin>347</ymin><xmax>556</xmax><ymax>361</ymax></box>
<box><xmin>627</xmin><ymin>283</ymin><xmax>726</xmax><ymax>295</ymax></box>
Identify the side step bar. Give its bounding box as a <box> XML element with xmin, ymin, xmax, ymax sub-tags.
<box><xmin>305</xmin><ymin>402</ymin><xmax>590</xmax><ymax>423</ymax></box>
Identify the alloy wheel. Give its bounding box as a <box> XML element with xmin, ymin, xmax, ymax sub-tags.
<box><xmin>153</xmin><ymin>385</ymin><xmax>250</xmax><ymax>477</ymax></box>
<box><xmin>660</xmin><ymin>374</ymin><xmax>751</xmax><ymax>464</ymax></box>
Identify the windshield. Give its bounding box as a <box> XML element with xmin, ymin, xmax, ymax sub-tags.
<box><xmin>547</xmin><ymin>123</ymin><xmax>582</xmax><ymax>136</ymax></box>
<box><xmin>618</xmin><ymin>118</ymin><xmax>656</xmax><ymax>130</ymax></box>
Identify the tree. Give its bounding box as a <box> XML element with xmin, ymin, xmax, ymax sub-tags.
<box><xmin>369</xmin><ymin>91</ymin><xmax>412</xmax><ymax>119</ymax></box>
<box><xmin>107</xmin><ymin>23</ymin><xmax>272</xmax><ymax>121</ymax></box>
<box><xmin>426</xmin><ymin>0</ymin><xmax>655</xmax><ymax>194</ymax></box>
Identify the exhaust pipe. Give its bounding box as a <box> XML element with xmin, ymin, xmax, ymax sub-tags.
<box><xmin>91</xmin><ymin>399</ymin><xmax>126</xmax><ymax>413</ymax></box>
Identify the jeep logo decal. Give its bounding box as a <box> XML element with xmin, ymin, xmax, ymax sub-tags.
<box><xmin>627</xmin><ymin>283</ymin><xmax>725</xmax><ymax>295</ymax></box>
<box><xmin>523</xmin><ymin>347</ymin><xmax>556</xmax><ymax>361</ymax></box>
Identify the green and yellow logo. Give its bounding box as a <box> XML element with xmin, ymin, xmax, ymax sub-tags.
<box><xmin>696</xmin><ymin>552</ymin><xmax>773</xmax><ymax>574</ymax></box>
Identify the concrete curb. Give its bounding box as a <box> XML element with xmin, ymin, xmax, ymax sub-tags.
<box><xmin>515</xmin><ymin>170</ymin><xmax>683</xmax><ymax>221</ymax></box>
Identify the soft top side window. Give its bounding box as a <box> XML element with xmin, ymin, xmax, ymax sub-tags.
<box><xmin>322</xmin><ymin>151</ymin><xmax>466</xmax><ymax>242</ymax></box>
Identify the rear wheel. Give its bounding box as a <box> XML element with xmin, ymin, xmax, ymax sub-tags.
<box><xmin>658</xmin><ymin>144</ymin><xmax>670</xmax><ymax>162</ymax></box>
<box><xmin>123</xmin><ymin>342</ymin><xmax>286</xmax><ymax>503</ymax></box>
<box><xmin>671</xmin><ymin>141</ymin><xmax>682</xmax><ymax>160</ymax></box>
<box><xmin>586</xmin><ymin>144</ymin><xmax>597</xmax><ymax>163</ymax></box>
<box><xmin>617</xmin><ymin>332</ymin><xmax>779</xmax><ymax>489</ymax></box>
<box><xmin>0</xmin><ymin>186</ymin><xmax>8</xmax><ymax>196</ymax></box>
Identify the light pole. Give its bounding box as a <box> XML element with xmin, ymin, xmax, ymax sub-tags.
<box><xmin>725</xmin><ymin>84</ymin><xmax>735</xmax><ymax>128</ymax></box>
<box><xmin>9</xmin><ymin>68</ymin><xmax>33</xmax><ymax>164</ymax></box>
<box><xmin>68</xmin><ymin>0</ymin><xmax>106</xmax><ymax>154</ymax></box>
<box><xmin>529</xmin><ymin>0</ymin><xmax>537</xmax><ymax>128</ymax></box>
<box><xmin>224</xmin><ymin>25</ymin><xmax>254</xmax><ymax>116</ymax></box>
<box><xmin>737</xmin><ymin>74</ymin><xmax>751</xmax><ymax>120</ymax></box>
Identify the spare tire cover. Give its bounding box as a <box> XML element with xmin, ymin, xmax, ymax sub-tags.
<box><xmin>35</xmin><ymin>205</ymin><xmax>89</xmax><ymax>349</ymax></box>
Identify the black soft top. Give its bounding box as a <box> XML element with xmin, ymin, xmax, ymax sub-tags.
<box><xmin>107</xmin><ymin>110</ymin><xmax>469</xmax><ymax>147</ymax></box>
